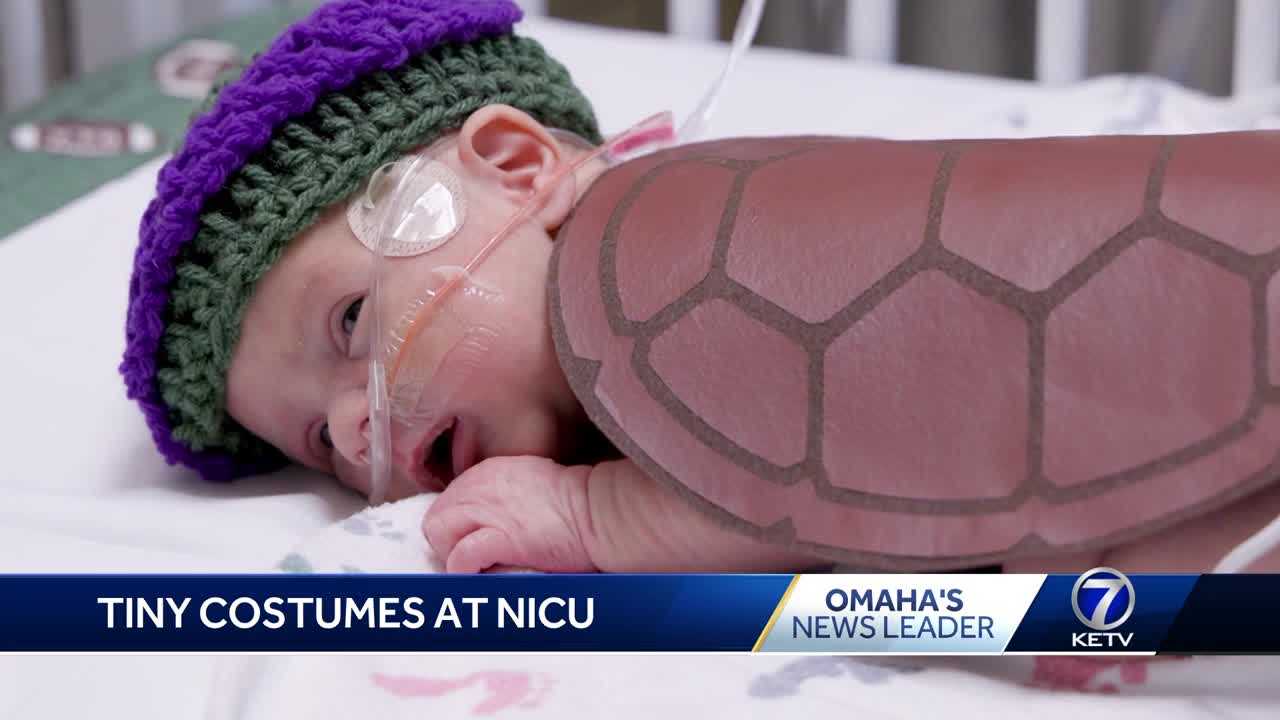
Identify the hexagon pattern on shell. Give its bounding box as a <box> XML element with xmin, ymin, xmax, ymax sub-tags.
<box><xmin>549</xmin><ymin>133</ymin><xmax>1280</xmax><ymax>569</ymax></box>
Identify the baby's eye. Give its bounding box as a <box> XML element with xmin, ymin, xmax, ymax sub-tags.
<box><xmin>342</xmin><ymin>297</ymin><xmax>364</xmax><ymax>336</ymax></box>
<box><xmin>319</xmin><ymin>423</ymin><xmax>333</xmax><ymax>450</ymax></box>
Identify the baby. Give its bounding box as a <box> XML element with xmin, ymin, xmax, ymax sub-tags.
<box><xmin>124</xmin><ymin>0</ymin><xmax>1280</xmax><ymax>574</ymax></box>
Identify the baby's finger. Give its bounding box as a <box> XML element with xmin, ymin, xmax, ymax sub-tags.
<box><xmin>447</xmin><ymin>527</ymin><xmax>513</xmax><ymax>574</ymax></box>
<box><xmin>422</xmin><ymin>500</ymin><xmax>486</xmax><ymax>561</ymax></box>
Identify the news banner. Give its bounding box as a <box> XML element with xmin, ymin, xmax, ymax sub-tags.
<box><xmin>0</xmin><ymin>569</ymin><xmax>1276</xmax><ymax>653</ymax></box>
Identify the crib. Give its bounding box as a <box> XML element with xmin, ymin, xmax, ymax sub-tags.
<box><xmin>3</xmin><ymin>0</ymin><xmax>1280</xmax><ymax>113</ymax></box>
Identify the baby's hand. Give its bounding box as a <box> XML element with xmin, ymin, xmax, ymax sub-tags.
<box><xmin>423</xmin><ymin>456</ymin><xmax>818</xmax><ymax>573</ymax></box>
<box><xmin>422</xmin><ymin>456</ymin><xmax>596</xmax><ymax>573</ymax></box>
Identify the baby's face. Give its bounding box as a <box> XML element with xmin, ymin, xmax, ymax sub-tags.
<box><xmin>226</xmin><ymin>106</ymin><xmax>597</xmax><ymax>500</ymax></box>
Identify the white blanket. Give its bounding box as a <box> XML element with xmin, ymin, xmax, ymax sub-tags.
<box><xmin>187</xmin><ymin>497</ymin><xmax>1280</xmax><ymax>719</ymax></box>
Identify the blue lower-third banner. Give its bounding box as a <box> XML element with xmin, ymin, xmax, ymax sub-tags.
<box><xmin>0</xmin><ymin>570</ymin><xmax>1275</xmax><ymax>653</ymax></box>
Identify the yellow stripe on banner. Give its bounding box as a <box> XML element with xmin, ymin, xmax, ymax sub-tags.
<box><xmin>752</xmin><ymin>574</ymin><xmax>800</xmax><ymax>652</ymax></box>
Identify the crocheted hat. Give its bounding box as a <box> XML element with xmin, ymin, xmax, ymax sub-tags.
<box><xmin>121</xmin><ymin>0</ymin><xmax>600</xmax><ymax>481</ymax></box>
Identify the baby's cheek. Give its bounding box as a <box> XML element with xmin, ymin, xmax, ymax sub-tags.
<box><xmin>335</xmin><ymin>459</ymin><xmax>422</xmax><ymax>502</ymax></box>
<box><xmin>471</xmin><ymin>402</ymin><xmax>561</xmax><ymax>465</ymax></box>
<box><xmin>473</xmin><ymin>333</ymin><xmax>566</xmax><ymax>430</ymax></box>
<box><xmin>334</xmin><ymin>460</ymin><xmax>375</xmax><ymax>499</ymax></box>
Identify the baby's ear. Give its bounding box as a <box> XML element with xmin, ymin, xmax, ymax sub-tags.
<box><xmin>457</xmin><ymin>104</ymin><xmax>575</xmax><ymax>231</ymax></box>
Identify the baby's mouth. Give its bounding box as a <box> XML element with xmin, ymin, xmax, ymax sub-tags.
<box><xmin>424</xmin><ymin>421</ymin><xmax>455</xmax><ymax>487</ymax></box>
<box><xmin>410</xmin><ymin>416</ymin><xmax>480</xmax><ymax>493</ymax></box>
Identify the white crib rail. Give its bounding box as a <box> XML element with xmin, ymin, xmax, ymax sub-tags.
<box><xmin>1235</xmin><ymin>0</ymin><xmax>1280</xmax><ymax>93</ymax></box>
<box><xmin>666</xmin><ymin>0</ymin><xmax>720</xmax><ymax>41</ymax></box>
<box><xmin>842</xmin><ymin>0</ymin><xmax>1096</xmax><ymax>84</ymax></box>
<box><xmin>69</xmin><ymin>0</ymin><xmax>186</xmax><ymax>76</ymax></box>
<box><xmin>1035</xmin><ymin>0</ymin><xmax>1090</xmax><ymax>85</ymax></box>
<box><xmin>848</xmin><ymin>0</ymin><xmax>898</xmax><ymax>63</ymax></box>
<box><xmin>0</xmin><ymin>0</ymin><xmax>50</xmax><ymax>111</ymax></box>
<box><xmin>4</xmin><ymin>0</ymin><xmax>1280</xmax><ymax>113</ymax></box>
<box><xmin>640</xmin><ymin>0</ymin><xmax>1103</xmax><ymax>84</ymax></box>
<box><xmin>516</xmin><ymin>0</ymin><xmax>547</xmax><ymax>16</ymax></box>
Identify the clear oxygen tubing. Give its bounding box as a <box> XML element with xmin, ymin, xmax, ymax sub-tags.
<box><xmin>364</xmin><ymin>113</ymin><xmax>677</xmax><ymax>504</ymax></box>
<box><xmin>364</xmin><ymin>1</ymin><xmax>768</xmax><ymax>504</ymax></box>
<box><xmin>678</xmin><ymin>0</ymin><xmax>767</xmax><ymax>143</ymax></box>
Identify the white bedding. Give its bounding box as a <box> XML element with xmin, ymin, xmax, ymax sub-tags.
<box><xmin>203</xmin><ymin>498</ymin><xmax>1280</xmax><ymax>719</ymax></box>
<box><xmin>3</xmin><ymin>14</ymin><xmax>1279</xmax><ymax>719</ymax></box>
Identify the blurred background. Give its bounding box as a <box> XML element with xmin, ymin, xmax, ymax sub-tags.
<box><xmin>0</xmin><ymin>0</ymin><xmax>1265</xmax><ymax>114</ymax></box>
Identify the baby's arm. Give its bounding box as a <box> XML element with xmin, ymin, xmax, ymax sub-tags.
<box><xmin>423</xmin><ymin>456</ymin><xmax>818</xmax><ymax>573</ymax></box>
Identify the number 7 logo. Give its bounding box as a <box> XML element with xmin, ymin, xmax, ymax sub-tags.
<box><xmin>1071</xmin><ymin>568</ymin><xmax>1136</xmax><ymax>631</ymax></box>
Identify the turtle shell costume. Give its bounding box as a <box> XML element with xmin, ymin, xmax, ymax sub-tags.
<box><xmin>550</xmin><ymin>132</ymin><xmax>1280</xmax><ymax>569</ymax></box>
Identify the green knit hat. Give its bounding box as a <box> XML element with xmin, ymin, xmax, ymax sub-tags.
<box><xmin>123</xmin><ymin>0</ymin><xmax>600</xmax><ymax>480</ymax></box>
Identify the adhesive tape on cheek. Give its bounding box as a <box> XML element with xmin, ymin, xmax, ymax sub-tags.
<box><xmin>347</xmin><ymin>159</ymin><xmax>467</xmax><ymax>257</ymax></box>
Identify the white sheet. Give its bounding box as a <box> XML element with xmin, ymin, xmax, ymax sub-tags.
<box><xmin>3</xmin><ymin>14</ymin><xmax>1279</xmax><ymax>719</ymax></box>
<box><xmin>218</xmin><ymin>497</ymin><xmax>1280</xmax><ymax>719</ymax></box>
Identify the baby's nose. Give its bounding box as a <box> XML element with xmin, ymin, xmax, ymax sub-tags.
<box><xmin>327</xmin><ymin>390</ymin><xmax>370</xmax><ymax>467</ymax></box>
